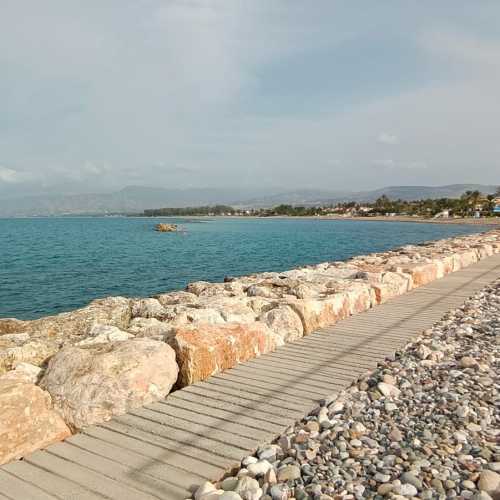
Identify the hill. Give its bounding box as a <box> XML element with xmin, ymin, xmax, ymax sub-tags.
<box><xmin>238</xmin><ymin>184</ymin><xmax>498</xmax><ymax>208</ymax></box>
<box><xmin>0</xmin><ymin>186</ymin><xmax>266</xmax><ymax>217</ymax></box>
<box><xmin>0</xmin><ymin>184</ymin><xmax>497</xmax><ymax>216</ymax></box>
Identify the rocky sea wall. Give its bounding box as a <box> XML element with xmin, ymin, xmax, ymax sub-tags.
<box><xmin>1</xmin><ymin>229</ymin><xmax>499</xmax><ymax>465</ymax></box>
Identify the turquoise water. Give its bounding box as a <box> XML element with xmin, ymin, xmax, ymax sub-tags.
<box><xmin>0</xmin><ymin>217</ymin><xmax>486</xmax><ymax>320</ymax></box>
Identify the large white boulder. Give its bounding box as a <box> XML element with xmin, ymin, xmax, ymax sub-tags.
<box><xmin>40</xmin><ymin>338</ymin><xmax>178</xmax><ymax>430</ymax></box>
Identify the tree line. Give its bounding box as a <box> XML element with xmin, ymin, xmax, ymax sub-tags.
<box><xmin>141</xmin><ymin>188</ymin><xmax>500</xmax><ymax>218</ymax></box>
<box><xmin>143</xmin><ymin>205</ymin><xmax>235</xmax><ymax>216</ymax></box>
<box><xmin>368</xmin><ymin>189</ymin><xmax>500</xmax><ymax>217</ymax></box>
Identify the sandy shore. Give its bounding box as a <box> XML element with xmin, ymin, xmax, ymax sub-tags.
<box><xmin>316</xmin><ymin>216</ymin><xmax>500</xmax><ymax>226</ymax></box>
<box><xmin>178</xmin><ymin>215</ymin><xmax>500</xmax><ymax>226</ymax></box>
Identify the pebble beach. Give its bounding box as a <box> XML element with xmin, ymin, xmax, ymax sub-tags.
<box><xmin>196</xmin><ymin>280</ymin><xmax>500</xmax><ymax>500</ymax></box>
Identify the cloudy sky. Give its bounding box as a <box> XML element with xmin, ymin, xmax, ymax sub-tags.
<box><xmin>1</xmin><ymin>1</ymin><xmax>499</xmax><ymax>197</ymax></box>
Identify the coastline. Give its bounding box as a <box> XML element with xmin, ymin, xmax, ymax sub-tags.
<box><xmin>316</xmin><ymin>215</ymin><xmax>500</xmax><ymax>225</ymax></box>
<box><xmin>1</xmin><ymin>229</ymin><xmax>499</xmax><ymax>466</ymax></box>
<box><xmin>148</xmin><ymin>214</ymin><xmax>500</xmax><ymax>226</ymax></box>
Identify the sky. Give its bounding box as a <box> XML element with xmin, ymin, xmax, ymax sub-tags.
<box><xmin>1</xmin><ymin>1</ymin><xmax>499</xmax><ymax>197</ymax></box>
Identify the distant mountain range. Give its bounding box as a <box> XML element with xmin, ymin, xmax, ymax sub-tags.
<box><xmin>243</xmin><ymin>184</ymin><xmax>499</xmax><ymax>208</ymax></box>
<box><xmin>0</xmin><ymin>184</ymin><xmax>497</xmax><ymax>216</ymax></box>
<box><xmin>0</xmin><ymin>186</ymin><xmax>260</xmax><ymax>217</ymax></box>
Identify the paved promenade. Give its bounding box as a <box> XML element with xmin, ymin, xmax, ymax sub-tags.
<box><xmin>1</xmin><ymin>254</ymin><xmax>499</xmax><ymax>500</ymax></box>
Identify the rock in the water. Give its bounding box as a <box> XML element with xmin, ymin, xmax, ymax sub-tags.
<box><xmin>154</xmin><ymin>223</ymin><xmax>178</xmax><ymax>232</ymax></box>
<box><xmin>40</xmin><ymin>338</ymin><xmax>178</xmax><ymax>429</ymax></box>
<box><xmin>0</xmin><ymin>379</ymin><xmax>71</xmax><ymax>465</ymax></box>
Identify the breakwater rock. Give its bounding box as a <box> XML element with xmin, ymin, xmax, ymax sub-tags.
<box><xmin>0</xmin><ymin>229</ymin><xmax>499</xmax><ymax>464</ymax></box>
<box><xmin>155</xmin><ymin>223</ymin><xmax>178</xmax><ymax>232</ymax></box>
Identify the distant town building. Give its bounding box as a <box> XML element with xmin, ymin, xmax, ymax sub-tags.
<box><xmin>494</xmin><ymin>198</ymin><xmax>500</xmax><ymax>214</ymax></box>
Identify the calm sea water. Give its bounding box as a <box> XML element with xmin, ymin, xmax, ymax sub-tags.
<box><xmin>0</xmin><ymin>217</ymin><xmax>486</xmax><ymax>320</ymax></box>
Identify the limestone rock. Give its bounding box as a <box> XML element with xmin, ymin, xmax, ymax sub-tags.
<box><xmin>0</xmin><ymin>362</ymin><xmax>42</xmax><ymax>384</ymax></box>
<box><xmin>172</xmin><ymin>322</ymin><xmax>281</xmax><ymax>386</ymax></box>
<box><xmin>154</xmin><ymin>223</ymin><xmax>177</xmax><ymax>232</ymax></box>
<box><xmin>0</xmin><ymin>296</ymin><xmax>132</xmax><ymax>341</ymax></box>
<box><xmin>40</xmin><ymin>338</ymin><xmax>178</xmax><ymax>430</ymax></box>
<box><xmin>76</xmin><ymin>324</ymin><xmax>133</xmax><ymax>346</ymax></box>
<box><xmin>0</xmin><ymin>339</ymin><xmax>59</xmax><ymax>374</ymax></box>
<box><xmin>259</xmin><ymin>305</ymin><xmax>304</xmax><ymax>342</ymax></box>
<box><xmin>127</xmin><ymin>317</ymin><xmax>175</xmax><ymax>342</ymax></box>
<box><xmin>402</xmin><ymin>262</ymin><xmax>439</xmax><ymax>287</ymax></box>
<box><xmin>156</xmin><ymin>291</ymin><xmax>199</xmax><ymax>306</ymax></box>
<box><xmin>187</xmin><ymin>281</ymin><xmax>226</xmax><ymax>297</ymax></box>
<box><xmin>365</xmin><ymin>271</ymin><xmax>413</xmax><ymax>303</ymax></box>
<box><xmin>200</xmin><ymin>297</ymin><xmax>257</xmax><ymax>324</ymax></box>
<box><xmin>184</xmin><ymin>307</ymin><xmax>226</xmax><ymax>325</ymax></box>
<box><xmin>131</xmin><ymin>298</ymin><xmax>167</xmax><ymax>319</ymax></box>
<box><xmin>0</xmin><ymin>379</ymin><xmax>71</xmax><ymax>465</ymax></box>
<box><xmin>285</xmin><ymin>294</ymin><xmax>349</xmax><ymax>335</ymax></box>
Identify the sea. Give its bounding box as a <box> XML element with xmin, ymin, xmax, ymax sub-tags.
<box><xmin>0</xmin><ymin>217</ymin><xmax>487</xmax><ymax>320</ymax></box>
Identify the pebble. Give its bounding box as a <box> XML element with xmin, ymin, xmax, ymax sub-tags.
<box><xmin>234</xmin><ymin>477</ymin><xmax>261</xmax><ymax>500</ymax></box>
<box><xmin>220</xmin><ymin>493</ymin><xmax>243</xmax><ymax>500</ymax></box>
<box><xmin>377</xmin><ymin>483</ymin><xmax>394</xmax><ymax>496</ymax></box>
<box><xmin>247</xmin><ymin>461</ymin><xmax>272</xmax><ymax>477</ymax></box>
<box><xmin>478</xmin><ymin>470</ymin><xmax>500</xmax><ymax>497</ymax></box>
<box><xmin>221</xmin><ymin>478</ymin><xmax>239</xmax><ymax>491</ymax></box>
<box><xmin>377</xmin><ymin>382</ymin><xmax>401</xmax><ymax>398</ymax></box>
<box><xmin>375</xmin><ymin>473</ymin><xmax>391</xmax><ymax>483</ymax></box>
<box><xmin>276</xmin><ymin>465</ymin><xmax>300</xmax><ymax>482</ymax></box>
<box><xmin>193</xmin><ymin>282</ymin><xmax>500</xmax><ymax>500</ymax></box>
<box><xmin>401</xmin><ymin>472</ymin><xmax>422</xmax><ymax>490</ymax></box>
<box><xmin>399</xmin><ymin>483</ymin><xmax>418</xmax><ymax>497</ymax></box>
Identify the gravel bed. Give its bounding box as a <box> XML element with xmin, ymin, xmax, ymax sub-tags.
<box><xmin>195</xmin><ymin>280</ymin><xmax>500</xmax><ymax>500</ymax></box>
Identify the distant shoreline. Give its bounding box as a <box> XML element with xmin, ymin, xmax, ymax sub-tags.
<box><xmin>169</xmin><ymin>214</ymin><xmax>500</xmax><ymax>226</ymax></box>
<box><xmin>1</xmin><ymin>214</ymin><xmax>499</xmax><ymax>226</ymax></box>
<box><xmin>309</xmin><ymin>215</ymin><xmax>500</xmax><ymax>225</ymax></box>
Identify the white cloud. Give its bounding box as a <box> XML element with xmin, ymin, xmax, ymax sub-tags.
<box><xmin>419</xmin><ymin>30</ymin><xmax>500</xmax><ymax>71</ymax></box>
<box><xmin>373</xmin><ymin>159</ymin><xmax>396</xmax><ymax>168</ymax></box>
<box><xmin>378</xmin><ymin>133</ymin><xmax>399</xmax><ymax>145</ymax></box>
<box><xmin>373</xmin><ymin>160</ymin><xmax>427</xmax><ymax>170</ymax></box>
<box><xmin>82</xmin><ymin>162</ymin><xmax>111</xmax><ymax>176</ymax></box>
<box><xmin>0</xmin><ymin>166</ymin><xmax>23</xmax><ymax>183</ymax></box>
<box><xmin>0</xmin><ymin>3</ymin><xmax>499</xmax><ymax>193</ymax></box>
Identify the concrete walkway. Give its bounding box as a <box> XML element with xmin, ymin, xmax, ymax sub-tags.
<box><xmin>1</xmin><ymin>254</ymin><xmax>499</xmax><ymax>500</ymax></box>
